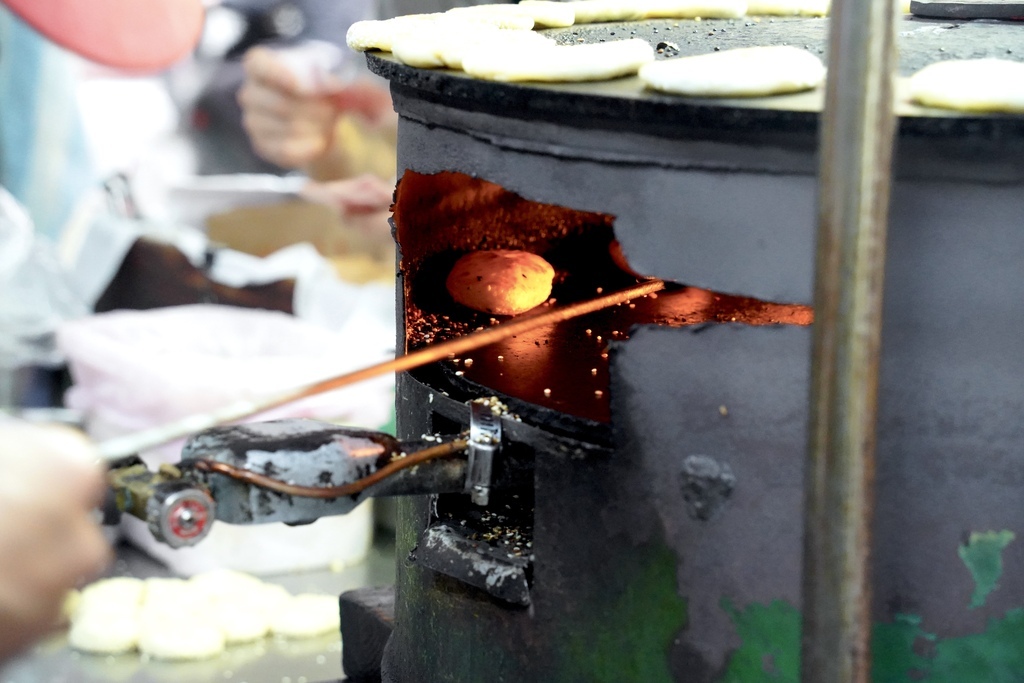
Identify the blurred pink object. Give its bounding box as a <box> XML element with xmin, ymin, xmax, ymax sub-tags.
<box><xmin>57</xmin><ymin>304</ymin><xmax>393</xmax><ymax>465</ymax></box>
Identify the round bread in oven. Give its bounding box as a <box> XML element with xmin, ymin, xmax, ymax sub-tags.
<box><xmin>446</xmin><ymin>249</ymin><xmax>555</xmax><ymax>315</ymax></box>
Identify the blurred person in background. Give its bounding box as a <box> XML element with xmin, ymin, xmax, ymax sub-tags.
<box><xmin>190</xmin><ymin>0</ymin><xmax>389</xmax><ymax>178</ymax></box>
<box><xmin>0</xmin><ymin>0</ymin><xmax>205</xmax><ymax>659</ymax></box>
<box><xmin>233</xmin><ymin>0</ymin><xmax>514</xmax><ymax>221</ymax></box>
<box><xmin>0</xmin><ymin>5</ymin><xmax>95</xmax><ymax>242</ymax></box>
<box><xmin>234</xmin><ymin>0</ymin><xmax>509</xmax><ymax>180</ymax></box>
<box><xmin>194</xmin><ymin>0</ymin><xmax>400</xmax><ymax>280</ymax></box>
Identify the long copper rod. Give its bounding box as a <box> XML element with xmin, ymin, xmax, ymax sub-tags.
<box><xmin>801</xmin><ymin>0</ymin><xmax>898</xmax><ymax>676</ymax></box>
<box><xmin>97</xmin><ymin>279</ymin><xmax>665</xmax><ymax>461</ymax></box>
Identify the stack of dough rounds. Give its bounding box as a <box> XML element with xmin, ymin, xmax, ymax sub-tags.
<box><xmin>446</xmin><ymin>250</ymin><xmax>556</xmax><ymax>316</ymax></box>
<box><xmin>462</xmin><ymin>38</ymin><xmax>655</xmax><ymax>82</ymax></box>
<box><xmin>346</xmin><ymin>14</ymin><xmax>444</xmax><ymax>53</ymax></box>
<box><xmin>640</xmin><ymin>0</ymin><xmax>748</xmax><ymax>19</ymax></box>
<box><xmin>269</xmin><ymin>594</ymin><xmax>343</xmax><ymax>638</ymax></box>
<box><xmin>65</xmin><ymin>570</ymin><xmax>343</xmax><ymax>660</ymax></box>
<box><xmin>640</xmin><ymin>45</ymin><xmax>826</xmax><ymax>97</ymax></box>
<box><xmin>567</xmin><ymin>0</ymin><xmax>747</xmax><ymax>22</ymax></box>
<box><xmin>907</xmin><ymin>59</ymin><xmax>1024</xmax><ymax>114</ymax></box>
<box><xmin>561</xmin><ymin>0</ymin><xmax>644</xmax><ymax>22</ymax></box>
<box><xmin>347</xmin><ymin>12</ymin><xmax>534</xmax><ymax>53</ymax></box>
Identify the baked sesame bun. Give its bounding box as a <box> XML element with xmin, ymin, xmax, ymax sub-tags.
<box><xmin>446</xmin><ymin>249</ymin><xmax>555</xmax><ymax>316</ymax></box>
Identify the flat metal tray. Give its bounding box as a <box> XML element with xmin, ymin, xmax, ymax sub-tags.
<box><xmin>0</xmin><ymin>538</ymin><xmax>396</xmax><ymax>683</ymax></box>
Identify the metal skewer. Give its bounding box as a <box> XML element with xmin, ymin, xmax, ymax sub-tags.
<box><xmin>96</xmin><ymin>278</ymin><xmax>666</xmax><ymax>461</ymax></box>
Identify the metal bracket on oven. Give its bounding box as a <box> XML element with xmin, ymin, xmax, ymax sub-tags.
<box><xmin>465</xmin><ymin>400</ymin><xmax>501</xmax><ymax>506</ymax></box>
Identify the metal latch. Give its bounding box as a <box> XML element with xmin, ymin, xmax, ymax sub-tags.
<box><xmin>465</xmin><ymin>399</ymin><xmax>501</xmax><ymax>506</ymax></box>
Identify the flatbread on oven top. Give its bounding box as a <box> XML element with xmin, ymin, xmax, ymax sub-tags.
<box><xmin>640</xmin><ymin>45</ymin><xmax>826</xmax><ymax>97</ymax></box>
<box><xmin>907</xmin><ymin>59</ymin><xmax>1024</xmax><ymax>113</ymax></box>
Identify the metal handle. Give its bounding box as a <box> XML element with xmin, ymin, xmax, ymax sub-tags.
<box><xmin>801</xmin><ymin>0</ymin><xmax>900</xmax><ymax>679</ymax></box>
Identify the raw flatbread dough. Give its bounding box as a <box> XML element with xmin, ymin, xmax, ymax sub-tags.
<box><xmin>393</xmin><ymin>26</ymin><xmax>555</xmax><ymax>70</ymax></box>
<box><xmin>67</xmin><ymin>577</ymin><xmax>146</xmax><ymax>654</ymax></box>
<box><xmin>462</xmin><ymin>38</ymin><xmax>655</xmax><ymax>82</ymax></box>
<box><xmin>641</xmin><ymin>0</ymin><xmax>748</xmax><ymax>18</ymax></box>
<box><xmin>446</xmin><ymin>250</ymin><xmax>555</xmax><ymax>315</ymax></box>
<box><xmin>138</xmin><ymin>615</ymin><xmax>226</xmax><ymax>660</ymax></box>
<box><xmin>211</xmin><ymin>600</ymin><xmax>271</xmax><ymax>644</ymax></box>
<box><xmin>270</xmin><ymin>594</ymin><xmax>341</xmax><ymax>638</ymax></box>
<box><xmin>569</xmin><ymin>0</ymin><xmax>646</xmax><ymax>22</ymax></box>
<box><xmin>189</xmin><ymin>569</ymin><xmax>280</xmax><ymax>643</ymax></box>
<box><xmin>449</xmin><ymin>2</ymin><xmax>575</xmax><ymax>28</ymax></box>
<box><xmin>569</xmin><ymin>0</ymin><xmax>746</xmax><ymax>22</ymax></box>
<box><xmin>346</xmin><ymin>15</ymin><xmax>441</xmax><ymax>52</ymax></box>
<box><xmin>907</xmin><ymin>59</ymin><xmax>1024</xmax><ymax>113</ymax></box>
<box><xmin>640</xmin><ymin>45</ymin><xmax>825</xmax><ymax>97</ymax></box>
<box><xmin>188</xmin><ymin>568</ymin><xmax>267</xmax><ymax>601</ymax></box>
<box><xmin>140</xmin><ymin>577</ymin><xmax>207</xmax><ymax>616</ymax></box>
<box><xmin>746</xmin><ymin>0</ymin><xmax>829</xmax><ymax>16</ymax></box>
<box><xmin>75</xmin><ymin>576</ymin><xmax>145</xmax><ymax>614</ymax></box>
<box><xmin>68</xmin><ymin>610</ymin><xmax>141</xmax><ymax>654</ymax></box>
<box><xmin>347</xmin><ymin>13</ymin><xmax>535</xmax><ymax>54</ymax></box>
<box><xmin>442</xmin><ymin>30</ymin><xmax>555</xmax><ymax>71</ymax></box>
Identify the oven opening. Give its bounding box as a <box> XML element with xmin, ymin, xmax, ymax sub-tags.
<box><xmin>394</xmin><ymin>170</ymin><xmax>813</xmax><ymax>424</ymax></box>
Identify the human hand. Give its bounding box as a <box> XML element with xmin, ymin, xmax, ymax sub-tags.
<box><xmin>300</xmin><ymin>174</ymin><xmax>395</xmax><ymax>246</ymax></box>
<box><xmin>238</xmin><ymin>46</ymin><xmax>395</xmax><ymax>170</ymax></box>
<box><xmin>299</xmin><ymin>173</ymin><xmax>394</xmax><ymax>215</ymax></box>
<box><xmin>0</xmin><ymin>423</ymin><xmax>112</xmax><ymax>660</ymax></box>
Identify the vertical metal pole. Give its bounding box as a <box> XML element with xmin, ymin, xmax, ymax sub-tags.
<box><xmin>801</xmin><ymin>0</ymin><xmax>899</xmax><ymax>679</ymax></box>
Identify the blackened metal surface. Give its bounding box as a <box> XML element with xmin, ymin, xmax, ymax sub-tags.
<box><xmin>613</xmin><ymin>325</ymin><xmax>812</xmax><ymax>681</ymax></box>
<box><xmin>911</xmin><ymin>0</ymin><xmax>1024</xmax><ymax>19</ymax></box>
<box><xmin>414</xmin><ymin>524</ymin><xmax>531</xmax><ymax>606</ymax></box>
<box><xmin>388</xmin><ymin>339</ymin><xmax>712</xmax><ymax>681</ymax></box>
<box><xmin>180</xmin><ymin>420</ymin><xmax>468</xmax><ymax>524</ymax></box>
<box><xmin>873</xmin><ymin>179</ymin><xmax>1024</xmax><ymax>636</ymax></box>
<box><xmin>340</xmin><ymin>586</ymin><xmax>395</xmax><ymax>681</ymax></box>
<box><xmin>679</xmin><ymin>454</ymin><xmax>737</xmax><ymax>521</ymax></box>
<box><xmin>182</xmin><ymin>420</ymin><xmax>394</xmax><ymax>465</ymax></box>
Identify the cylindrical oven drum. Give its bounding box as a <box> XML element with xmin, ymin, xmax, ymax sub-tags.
<box><xmin>371</xmin><ymin>16</ymin><xmax>1024</xmax><ymax>683</ymax></box>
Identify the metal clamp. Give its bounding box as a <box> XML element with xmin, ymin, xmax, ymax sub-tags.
<box><xmin>465</xmin><ymin>400</ymin><xmax>501</xmax><ymax>506</ymax></box>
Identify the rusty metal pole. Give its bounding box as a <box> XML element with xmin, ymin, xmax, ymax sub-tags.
<box><xmin>801</xmin><ymin>0</ymin><xmax>899</xmax><ymax>679</ymax></box>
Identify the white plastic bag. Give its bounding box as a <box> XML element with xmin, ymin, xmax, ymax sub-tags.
<box><xmin>58</xmin><ymin>304</ymin><xmax>394</xmax><ymax>449</ymax></box>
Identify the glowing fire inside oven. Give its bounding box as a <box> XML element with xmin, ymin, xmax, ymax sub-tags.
<box><xmin>394</xmin><ymin>170</ymin><xmax>812</xmax><ymax>423</ymax></box>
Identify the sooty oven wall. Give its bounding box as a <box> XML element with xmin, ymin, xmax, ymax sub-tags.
<box><xmin>382</xmin><ymin>77</ymin><xmax>1024</xmax><ymax>683</ymax></box>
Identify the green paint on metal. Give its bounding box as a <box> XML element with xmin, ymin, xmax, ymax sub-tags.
<box><xmin>718</xmin><ymin>598</ymin><xmax>800</xmax><ymax>682</ymax></box>
<box><xmin>924</xmin><ymin>608</ymin><xmax>1024</xmax><ymax>683</ymax></box>
<box><xmin>958</xmin><ymin>530</ymin><xmax>1015</xmax><ymax>609</ymax></box>
<box><xmin>561</xmin><ymin>543</ymin><xmax>688</xmax><ymax>683</ymax></box>
<box><xmin>718</xmin><ymin>604</ymin><xmax>1024</xmax><ymax>683</ymax></box>
<box><xmin>715</xmin><ymin>532</ymin><xmax>1024</xmax><ymax>683</ymax></box>
<box><xmin>871</xmin><ymin>614</ymin><xmax>933</xmax><ymax>683</ymax></box>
